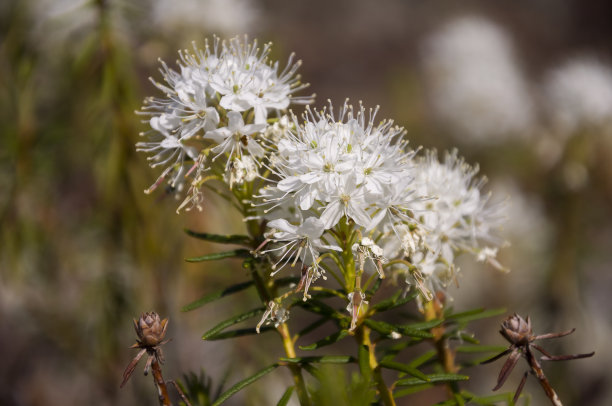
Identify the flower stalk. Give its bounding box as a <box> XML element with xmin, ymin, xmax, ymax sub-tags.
<box><xmin>423</xmin><ymin>296</ymin><xmax>460</xmax><ymax>396</ymax></box>
<box><xmin>151</xmin><ymin>358</ymin><xmax>172</xmax><ymax>406</ymax></box>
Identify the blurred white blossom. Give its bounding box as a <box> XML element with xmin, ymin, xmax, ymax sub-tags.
<box><xmin>544</xmin><ymin>57</ymin><xmax>612</xmax><ymax>136</ymax></box>
<box><xmin>422</xmin><ymin>16</ymin><xmax>534</xmax><ymax>144</ymax></box>
<box><xmin>152</xmin><ymin>0</ymin><xmax>260</xmax><ymax>36</ymax></box>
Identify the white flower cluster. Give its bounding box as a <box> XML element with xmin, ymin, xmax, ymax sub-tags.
<box><xmin>136</xmin><ymin>36</ymin><xmax>312</xmax><ymax>201</ymax></box>
<box><xmin>259</xmin><ymin>101</ymin><xmax>506</xmax><ymax>300</ymax></box>
<box><xmin>137</xmin><ymin>37</ymin><xmax>508</xmax><ymax>328</ymax></box>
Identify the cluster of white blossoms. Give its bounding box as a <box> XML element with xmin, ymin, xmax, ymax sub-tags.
<box><xmin>136</xmin><ymin>36</ymin><xmax>312</xmax><ymax>206</ymax></box>
<box><xmin>137</xmin><ymin>36</ymin><xmax>507</xmax><ymax>331</ymax></box>
<box><xmin>258</xmin><ymin>101</ymin><xmax>506</xmax><ymax>319</ymax></box>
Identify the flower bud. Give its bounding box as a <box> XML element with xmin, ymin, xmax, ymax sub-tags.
<box><xmin>500</xmin><ymin>313</ymin><xmax>531</xmax><ymax>345</ymax></box>
<box><xmin>134</xmin><ymin>312</ymin><xmax>168</xmax><ymax>347</ymax></box>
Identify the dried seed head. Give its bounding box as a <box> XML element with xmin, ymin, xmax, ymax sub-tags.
<box><xmin>500</xmin><ymin>313</ymin><xmax>532</xmax><ymax>345</ymax></box>
<box><xmin>134</xmin><ymin>312</ymin><xmax>168</xmax><ymax>347</ymax></box>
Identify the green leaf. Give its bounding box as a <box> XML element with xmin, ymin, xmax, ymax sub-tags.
<box><xmin>276</xmin><ymin>386</ymin><xmax>294</xmax><ymax>406</ymax></box>
<box><xmin>358</xmin><ymin>345</ymin><xmax>372</xmax><ymax>381</ymax></box>
<box><xmin>186</xmin><ymin>249</ymin><xmax>251</xmax><ymax>263</ymax></box>
<box><xmin>365</xmin><ymin>275</ymin><xmax>383</xmax><ymax>296</ymax></box>
<box><xmin>407</xmin><ymin>350</ymin><xmax>437</xmax><ymax>369</ymax></box>
<box><xmin>446</xmin><ymin>308</ymin><xmax>506</xmax><ymax>324</ymax></box>
<box><xmin>460</xmin><ymin>390</ymin><xmax>515</xmax><ymax>405</ymax></box>
<box><xmin>294</xmin><ymin>299</ymin><xmax>346</xmax><ymax>322</ymax></box>
<box><xmin>280</xmin><ymin>355</ymin><xmax>355</xmax><ymax>365</ymax></box>
<box><xmin>393</xmin><ymin>384</ymin><xmax>434</xmax><ymax>398</ymax></box>
<box><xmin>204</xmin><ymin>326</ymin><xmax>275</xmax><ymax>340</ymax></box>
<box><xmin>395</xmin><ymin>373</ymin><xmax>469</xmax><ymax>387</ymax></box>
<box><xmin>364</xmin><ymin>319</ymin><xmax>433</xmax><ymax>339</ymax></box>
<box><xmin>378</xmin><ymin>360</ymin><xmax>429</xmax><ymax>381</ymax></box>
<box><xmin>185</xmin><ymin>230</ymin><xmax>251</xmax><ymax>245</ymax></box>
<box><xmin>299</xmin><ymin>330</ymin><xmax>349</xmax><ymax>351</ymax></box>
<box><xmin>403</xmin><ymin>319</ymin><xmax>444</xmax><ymax>330</ymax></box>
<box><xmin>371</xmin><ymin>290</ymin><xmax>418</xmax><ymax>313</ymax></box>
<box><xmin>202</xmin><ymin>308</ymin><xmax>265</xmax><ymax>340</ymax></box>
<box><xmin>211</xmin><ymin>364</ymin><xmax>279</xmax><ymax>406</ymax></box>
<box><xmin>181</xmin><ymin>280</ymin><xmax>254</xmax><ymax>312</ymax></box>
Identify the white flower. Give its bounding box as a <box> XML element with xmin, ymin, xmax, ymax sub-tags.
<box><xmin>262</xmin><ymin>217</ymin><xmax>340</xmax><ymax>274</ymax></box>
<box><xmin>137</xmin><ymin>36</ymin><xmax>312</xmax><ymax>195</ymax></box>
<box><xmin>407</xmin><ymin>149</ymin><xmax>506</xmax><ymax>287</ymax></box>
<box><xmin>208</xmin><ymin>37</ymin><xmax>313</xmax><ymax>124</ymax></box>
<box><xmin>319</xmin><ymin>173</ymin><xmax>371</xmax><ymax>228</ymax></box>
<box><xmin>544</xmin><ymin>57</ymin><xmax>612</xmax><ymax>135</ymax></box>
<box><xmin>262</xmin><ymin>101</ymin><xmax>417</xmax><ymax>231</ymax></box>
<box><xmin>204</xmin><ymin>111</ymin><xmax>267</xmax><ymax>162</ymax></box>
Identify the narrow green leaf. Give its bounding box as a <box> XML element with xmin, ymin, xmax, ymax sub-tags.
<box><xmin>295</xmin><ymin>299</ymin><xmax>346</xmax><ymax>321</ymax></box>
<box><xmin>397</xmin><ymin>326</ymin><xmax>434</xmax><ymax>338</ymax></box>
<box><xmin>371</xmin><ymin>291</ymin><xmax>418</xmax><ymax>313</ymax></box>
<box><xmin>365</xmin><ymin>276</ymin><xmax>383</xmax><ymax>296</ymax></box>
<box><xmin>364</xmin><ymin>319</ymin><xmax>433</xmax><ymax>339</ymax></box>
<box><xmin>403</xmin><ymin>319</ymin><xmax>443</xmax><ymax>330</ymax></box>
<box><xmin>453</xmin><ymin>392</ymin><xmax>466</xmax><ymax>406</ymax></box>
<box><xmin>363</xmin><ymin>319</ymin><xmax>396</xmax><ymax>336</ymax></box>
<box><xmin>204</xmin><ymin>326</ymin><xmax>274</xmax><ymax>340</ymax></box>
<box><xmin>395</xmin><ymin>373</ymin><xmax>469</xmax><ymax>387</ymax></box>
<box><xmin>446</xmin><ymin>308</ymin><xmax>506</xmax><ymax>324</ymax></box>
<box><xmin>393</xmin><ymin>383</ymin><xmax>434</xmax><ymax>398</ymax></box>
<box><xmin>202</xmin><ymin>308</ymin><xmax>265</xmax><ymax>340</ymax></box>
<box><xmin>280</xmin><ymin>355</ymin><xmax>355</xmax><ymax>365</ymax></box>
<box><xmin>460</xmin><ymin>390</ymin><xmax>515</xmax><ymax>405</ymax></box>
<box><xmin>186</xmin><ymin>249</ymin><xmax>252</xmax><ymax>263</ymax></box>
<box><xmin>299</xmin><ymin>330</ymin><xmax>349</xmax><ymax>351</ymax></box>
<box><xmin>181</xmin><ymin>280</ymin><xmax>254</xmax><ymax>312</ymax></box>
<box><xmin>185</xmin><ymin>230</ymin><xmax>251</xmax><ymax>245</ymax></box>
<box><xmin>407</xmin><ymin>350</ymin><xmax>437</xmax><ymax>369</ymax></box>
<box><xmin>379</xmin><ymin>360</ymin><xmax>429</xmax><ymax>381</ymax></box>
<box><xmin>456</xmin><ymin>332</ymin><xmax>479</xmax><ymax>344</ymax></box>
<box><xmin>211</xmin><ymin>364</ymin><xmax>279</xmax><ymax>406</ymax></box>
<box><xmin>358</xmin><ymin>345</ymin><xmax>372</xmax><ymax>381</ymax></box>
<box><xmin>276</xmin><ymin>386</ymin><xmax>294</xmax><ymax>406</ymax></box>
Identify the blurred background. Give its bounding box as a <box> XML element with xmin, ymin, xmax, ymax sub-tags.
<box><xmin>1</xmin><ymin>0</ymin><xmax>611</xmax><ymax>405</ymax></box>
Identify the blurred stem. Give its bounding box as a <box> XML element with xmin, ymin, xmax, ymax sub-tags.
<box><xmin>151</xmin><ymin>358</ymin><xmax>172</xmax><ymax>406</ymax></box>
<box><xmin>356</xmin><ymin>325</ymin><xmax>396</xmax><ymax>406</ymax></box>
<box><xmin>423</xmin><ymin>298</ymin><xmax>460</xmax><ymax>397</ymax></box>
<box><xmin>279</xmin><ymin>323</ymin><xmax>311</xmax><ymax>406</ymax></box>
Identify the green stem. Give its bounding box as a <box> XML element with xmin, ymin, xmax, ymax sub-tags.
<box><xmin>356</xmin><ymin>326</ymin><xmax>396</xmax><ymax>406</ymax></box>
<box><xmin>242</xmin><ymin>200</ymin><xmax>311</xmax><ymax>406</ymax></box>
<box><xmin>423</xmin><ymin>299</ymin><xmax>460</xmax><ymax>397</ymax></box>
<box><xmin>279</xmin><ymin>323</ymin><xmax>312</xmax><ymax>406</ymax></box>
